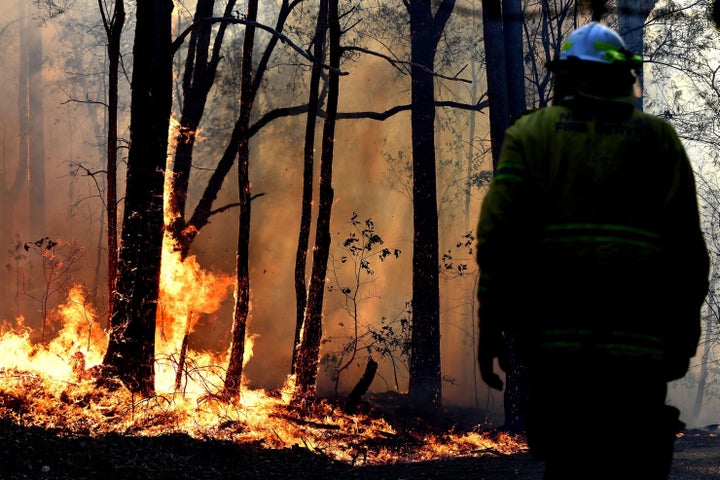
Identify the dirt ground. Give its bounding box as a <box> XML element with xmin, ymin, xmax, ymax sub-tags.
<box><xmin>0</xmin><ymin>417</ymin><xmax>717</xmax><ymax>480</ymax></box>
<box><xmin>670</xmin><ymin>428</ymin><xmax>720</xmax><ymax>480</ymax></box>
<box><xmin>0</xmin><ymin>389</ymin><xmax>716</xmax><ymax>479</ymax></box>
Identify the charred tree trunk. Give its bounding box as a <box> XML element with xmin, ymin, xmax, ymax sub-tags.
<box><xmin>406</xmin><ymin>0</ymin><xmax>454</xmax><ymax>413</ymax></box>
<box><xmin>480</xmin><ymin>0</ymin><xmax>531</xmax><ymax>435</ymax></box>
<box><xmin>481</xmin><ymin>0</ymin><xmax>509</xmax><ymax>170</ymax></box>
<box><xmin>503</xmin><ymin>0</ymin><xmax>525</xmax><ymax>120</ymax></box>
<box><xmin>223</xmin><ymin>0</ymin><xmax>258</xmax><ymax>400</ymax></box>
<box><xmin>175</xmin><ymin>311</ymin><xmax>193</xmax><ymax>392</ymax></box>
<box><xmin>101</xmin><ymin>0</ymin><xmax>174</xmax><ymax>397</ymax></box>
<box><xmin>344</xmin><ymin>357</ymin><xmax>378</xmax><ymax>414</ymax></box>
<box><xmin>100</xmin><ymin>0</ymin><xmax>125</xmax><ymax>324</ymax></box>
<box><xmin>292</xmin><ymin>0</ymin><xmax>340</xmax><ymax>406</ymax></box>
<box><xmin>166</xmin><ymin>0</ymin><xmax>236</xmax><ymax>257</ymax></box>
<box><xmin>291</xmin><ymin>0</ymin><xmax>328</xmax><ymax>377</ymax></box>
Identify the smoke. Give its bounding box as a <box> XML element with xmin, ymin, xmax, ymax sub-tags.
<box><xmin>0</xmin><ymin>0</ymin><xmax>517</xmax><ymax>428</ymax></box>
<box><xmin>3</xmin><ymin>0</ymin><xmax>714</xmax><ymax>430</ymax></box>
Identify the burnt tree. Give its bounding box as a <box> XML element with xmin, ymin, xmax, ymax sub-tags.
<box><xmin>291</xmin><ymin>0</ymin><xmax>329</xmax><ymax>376</ymax></box>
<box><xmin>480</xmin><ymin>0</ymin><xmax>530</xmax><ymax>434</ymax></box>
<box><xmin>344</xmin><ymin>357</ymin><xmax>378</xmax><ymax>414</ymax></box>
<box><xmin>481</xmin><ymin>0</ymin><xmax>509</xmax><ymax>170</ymax></box>
<box><xmin>292</xmin><ymin>0</ymin><xmax>341</xmax><ymax>406</ymax></box>
<box><xmin>223</xmin><ymin>0</ymin><xmax>258</xmax><ymax>400</ymax></box>
<box><xmin>99</xmin><ymin>0</ymin><xmax>125</xmax><ymax>322</ymax></box>
<box><xmin>101</xmin><ymin>0</ymin><xmax>174</xmax><ymax>396</ymax></box>
<box><xmin>406</xmin><ymin>0</ymin><xmax>455</xmax><ymax>413</ymax></box>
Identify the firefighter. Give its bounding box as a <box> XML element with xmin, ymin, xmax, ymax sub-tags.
<box><xmin>476</xmin><ymin>22</ymin><xmax>710</xmax><ymax>479</ymax></box>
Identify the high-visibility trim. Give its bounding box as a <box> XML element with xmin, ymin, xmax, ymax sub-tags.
<box><xmin>493</xmin><ymin>162</ymin><xmax>525</xmax><ymax>182</ymax></box>
<box><xmin>537</xmin><ymin>328</ymin><xmax>664</xmax><ymax>360</ymax></box>
<box><xmin>538</xmin><ymin>341</ymin><xmax>663</xmax><ymax>359</ymax></box>
<box><xmin>477</xmin><ymin>272</ymin><xmax>493</xmax><ymax>295</ymax></box>
<box><xmin>539</xmin><ymin>328</ymin><xmax>663</xmax><ymax>344</ymax></box>
<box><xmin>594</xmin><ymin>41</ymin><xmax>643</xmax><ymax>65</ymax></box>
<box><xmin>542</xmin><ymin>223</ymin><xmax>662</xmax><ymax>251</ymax></box>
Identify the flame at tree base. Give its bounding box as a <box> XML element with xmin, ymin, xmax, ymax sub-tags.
<box><xmin>0</xmin><ymin>368</ymin><xmax>526</xmax><ymax>465</ymax></box>
<box><xmin>0</xmin><ymin>248</ymin><xmax>526</xmax><ymax>466</ymax></box>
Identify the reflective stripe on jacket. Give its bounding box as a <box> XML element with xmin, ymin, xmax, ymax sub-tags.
<box><xmin>535</xmin><ymin>328</ymin><xmax>664</xmax><ymax>361</ymax></box>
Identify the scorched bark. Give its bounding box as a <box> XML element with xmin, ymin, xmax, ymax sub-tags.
<box><xmin>102</xmin><ymin>0</ymin><xmax>174</xmax><ymax>397</ymax></box>
<box><xmin>292</xmin><ymin>0</ymin><xmax>340</xmax><ymax>406</ymax></box>
<box><xmin>223</xmin><ymin>0</ymin><xmax>257</xmax><ymax>400</ymax></box>
<box><xmin>406</xmin><ymin>0</ymin><xmax>454</xmax><ymax>412</ymax></box>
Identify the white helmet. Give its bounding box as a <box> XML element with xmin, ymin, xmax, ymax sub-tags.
<box><xmin>559</xmin><ymin>22</ymin><xmax>641</xmax><ymax>68</ymax></box>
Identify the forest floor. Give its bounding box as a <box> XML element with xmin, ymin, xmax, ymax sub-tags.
<box><xmin>0</xmin><ymin>396</ymin><xmax>717</xmax><ymax>480</ymax></box>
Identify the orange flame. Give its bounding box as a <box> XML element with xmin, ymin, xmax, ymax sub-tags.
<box><xmin>0</xmin><ymin>239</ymin><xmax>526</xmax><ymax>465</ymax></box>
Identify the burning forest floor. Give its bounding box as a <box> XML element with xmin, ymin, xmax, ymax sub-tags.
<box><xmin>1</xmin><ymin>250</ymin><xmax>716</xmax><ymax>478</ymax></box>
<box><xmin>0</xmin><ymin>383</ymin><xmax>718</xmax><ymax>480</ymax></box>
<box><xmin>2</xmin><ymin>249</ymin><xmax>715</xmax><ymax>478</ymax></box>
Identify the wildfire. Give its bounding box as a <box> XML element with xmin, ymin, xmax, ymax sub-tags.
<box><xmin>0</xmin><ymin>240</ymin><xmax>526</xmax><ymax>466</ymax></box>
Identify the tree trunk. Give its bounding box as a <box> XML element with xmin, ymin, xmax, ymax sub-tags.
<box><xmin>481</xmin><ymin>0</ymin><xmax>509</xmax><ymax>170</ymax></box>
<box><xmin>223</xmin><ymin>0</ymin><xmax>258</xmax><ymax>400</ymax></box>
<box><xmin>292</xmin><ymin>0</ymin><xmax>340</xmax><ymax>406</ymax></box>
<box><xmin>101</xmin><ymin>0</ymin><xmax>125</xmax><ymax>325</ymax></box>
<box><xmin>101</xmin><ymin>0</ymin><xmax>174</xmax><ymax>397</ymax></box>
<box><xmin>406</xmin><ymin>0</ymin><xmax>454</xmax><ymax>413</ymax></box>
<box><xmin>503</xmin><ymin>0</ymin><xmax>526</xmax><ymax>120</ymax></box>
<box><xmin>616</xmin><ymin>0</ymin><xmax>657</xmax><ymax>111</ymax></box>
<box><xmin>480</xmin><ymin>0</ymin><xmax>532</xmax><ymax>434</ymax></box>
<box><xmin>344</xmin><ymin>357</ymin><xmax>378</xmax><ymax>414</ymax></box>
<box><xmin>292</xmin><ymin>0</ymin><xmax>328</xmax><ymax>377</ymax></box>
<box><xmin>504</xmin><ymin>0</ymin><xmax>531</xmax><ymax>434</ymax></box>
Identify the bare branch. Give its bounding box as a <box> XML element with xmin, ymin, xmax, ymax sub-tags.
<box><xmin>344</xmin><ymin>45</ymin><xmax>472</xmax><ymax>83</ymax></box>
<box><xmin>58</xmin><ymin>86</ymin><xmax>109</xmax><ymax>108</ymax></box>
<box><xmin>208</xmin><ymin>192</ymin><xmax>266</xmax><ymax>217</ymax></box>
<box><xmin>172</xmin><ymin>16</ymin><xmax>347</xmax><ymax>76</ymax></box>
<box><xmin>249</xmin><ymin>98</ymin><xmax>489</xmax><ymax>134</ymax></box>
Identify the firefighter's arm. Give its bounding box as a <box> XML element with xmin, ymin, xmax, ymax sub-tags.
<box><xmin>475</xmin><ymin>129</ymin><xmax>528</xmax><ymax>391</ymax></box>
<box><xmin>476</xmin><ymin>205</ymin><xmax>510</xmax><ymax>391</ymax></box>
<box><xmin>477</xmin><ymin>294</ymin><xmax>508</xmax><ymax>391</ymax></box>
<box><xmin>475</xmin><ymin>193</ymin><xmax>517</xmax><ymax>391</ymax></box>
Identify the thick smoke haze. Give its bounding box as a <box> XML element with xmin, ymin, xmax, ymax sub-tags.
<box><xmin>0</xmin><ymin>0</ymin><xmax>494</xmax><ymax>411</ymax></box>
<box><xmin>0</xmin><ymin>0</ymin><xmax>716</xmax><ymax>429</ymax></box>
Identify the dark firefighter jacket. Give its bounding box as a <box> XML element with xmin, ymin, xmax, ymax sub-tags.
<box><xmin>476</xmin><ymin>103</ymin><xmax>710</xmax><ymax>379</ymax></box>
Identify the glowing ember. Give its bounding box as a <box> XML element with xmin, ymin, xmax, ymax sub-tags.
<box><xmin>0</xmin><ymin>240</ymin><xmax>526</xmax><ymax>465</ymax></box>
